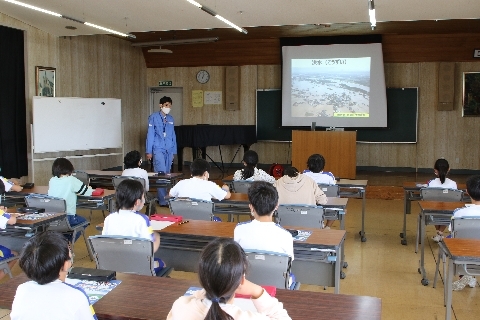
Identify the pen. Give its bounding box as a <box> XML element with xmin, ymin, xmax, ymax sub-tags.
<box><xmin>178</xmin><ymin>220</ymin><xmax>189</xmax><ymax>225</ymax></box>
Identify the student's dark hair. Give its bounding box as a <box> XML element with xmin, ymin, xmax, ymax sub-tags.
<box><xmin>124</xmin><ymin>150</ymin><xmax>142</xmax><ymax>169</ymax></box>
<box><xmin>466</xmin><ymin>175</ymin><xmax>480</xmax><ymax>201</ymax></box>
<box><xmin>284</xmin><ymin>166</ymin><xmax>299</xmax><ymax>178</ymax></box>
<box><xmin>307</xmin><ymin>154</ymin><xmax>325</xmax><ymax>173</ymax></box>
<box><xmin>434</xmin><ymin>158</ymin><xmax>450</xmax><ymax>184</ymax></box>
<box><xmin>115</xmin><ymin>179</ymin><xmax>144</xmax><ymax>210</ymax></box>
<box><xmin>0</xmin><ymin>180</ymin><xmax>5</xmax><ymax>194</ymax></box>
<box><xmin>51</xmin><ymin>158</ymin><xmax>74</xmax><ymax>177</ymax></box>
<box><xmin>241</xmin><ymin>150</ymin><xmax>259</xmax><ymax>180</ymax></box>
<box><xmin>18</xmin><ymin>231</ymin><xmax>70</xmax><ymax>285</ymax></box>
<box><xmin>191</xmin><ymin>159</ymin><xmax>210</xmax><ymax>177</ymax></box>
<box><xmin>159</xmin><ymin>96</ymin><xmax>172</xmax><ymax>105</ymax></box>
<box><xmin>248</xmin><ymin>181</ymin><xmax>278</xmax><ymax>216</ymax></box>
<box><xmin>199</xmin><ymin>238</ymin><xmax>248</xmax><ymax>320</ymax></box>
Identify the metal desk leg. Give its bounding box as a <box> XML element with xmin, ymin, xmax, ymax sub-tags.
<box><xmin>400</xmin><ymin>189</ymin><xmax>408</xmax><ymax>245</ymax></box>
<box><xmin>445</xmin><ymin>257</ymin><xmax>454</xmax><ymax>320</ymax></box>
<box><xmin>359</xmin><ymin>190</ymin><xmax>367</xmax><ymax>242</ymax></box>
<box><xmin>335</xmin><ymin>245</ymin><xmax>342</xmax><ymax>294</ymax></box>
<box><xmin>339</xmin><ymin>211</ymin><xmax>348</xmax><ymax>269</ymax></box>
<box><xmin>419</xmin><ymin>211</ymin><xmax>429</xmax><ymax>285</ymax></box>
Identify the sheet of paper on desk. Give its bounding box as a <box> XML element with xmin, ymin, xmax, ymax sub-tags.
<box><xmin>465</xmin><ymin>204</ymin><xmax>474</xmax><ymax>207</ymax></box>
<box><xmin>416</xmin><ymin>183</ymin><xmax>428</xmax><ymax>187</ymax></box>
<box><xmin>65</xmin><ymin>278</ymin><xmax>121</xmax><ymax>304</ymax></box>
<box><xmin>149</xmin><ymin>220</ymin><xmax>174</xmax><ymax>230</ymax></box>
<box><xmin>293</xmin><ymin>230</ymin><xmax>312</xmax><ymax>242</ymax></box>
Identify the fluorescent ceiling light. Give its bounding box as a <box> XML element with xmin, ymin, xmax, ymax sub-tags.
<box><xmin>147</xmin><ymin>48</ymin><xmax>173</xmax><ymax>53</ymax></box>
<box><xmin>4</xmin><ymin>0</ymin><xmax>61</xmax><ymax>17</ymax></box>
<box><xmin>185</xmin><ymin>0</ymin><xmax>247</xmax><ymax>34</ymax></box>
<box><xmin>368</xmin><ymin>0</ymin><xmax>376</xmax><ymax>29</ymax></box>
<box><xmin>4</xmin><ymin>0</ymin><xmax>135</xmax><ymax>38</ymax></box>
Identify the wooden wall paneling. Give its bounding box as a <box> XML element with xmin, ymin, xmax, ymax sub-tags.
<box><xmin>437</xmin><ymin>62</ymin><xmax>455</xmax><ymax>111</ymax></box>
<box><xmin>257</xmin><ymin>65</ymin><xmax>281</xmax><ymax>89</ymax></box>
<box><xmin>384</xmin><ymin>63</ymin><xmax>419</xmax><ymax>88</ymax></box>
<box><xmin>252</xmin><ymin>142</ymin><xmax>291</xmax><ymax>166</ymax></box>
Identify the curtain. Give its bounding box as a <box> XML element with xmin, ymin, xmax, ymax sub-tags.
<box><xmin>0</xmin><ymin>25</ymin><xmax>28</xmax><ymax>178</ymax></box>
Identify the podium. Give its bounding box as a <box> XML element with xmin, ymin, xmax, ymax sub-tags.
<box><xmin>291</xmin><ymin>131</ymin><xmax>356</xmax><ymax>179</ymax></box>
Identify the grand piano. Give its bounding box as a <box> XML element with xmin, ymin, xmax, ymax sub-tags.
<box><xmin>174</xmin><ymin>125</ymin><xmax>257</xmax><ymax>171</ymax></box>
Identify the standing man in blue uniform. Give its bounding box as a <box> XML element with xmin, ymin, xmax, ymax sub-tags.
<box><xmin>146</xmin><ymin>96</ymin><xmax>177</xmax><ymax>206</ymax></box>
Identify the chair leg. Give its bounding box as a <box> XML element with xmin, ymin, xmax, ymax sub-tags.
<box><xmin>415</xmin><ymin>215</ymin><xmax>420</xmax><ymax>253</ymax></box>
<box><xmin>89</xmin><ymin>210</ymin><xmax>93</xmax><ymax>222</ymax></box>
<box><xmin>433</xmin><ymin>249</ymin><xmax>443</xmax><ymax>288</ymax></box>
<box><xmin>83</xmin><ymin>231</ymin><xmax>94</xmax><ymax>261</ymax></box>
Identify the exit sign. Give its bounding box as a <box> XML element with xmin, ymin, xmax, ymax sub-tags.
<box><xmin>158</xmin><ymin>81</ymin><xmax>172</xmax><ymax>86</ymax></box>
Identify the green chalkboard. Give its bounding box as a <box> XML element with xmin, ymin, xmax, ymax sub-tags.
<box><xmin>256</xmin><ymin>88</ymin><xmax>418</xmax><ymax>143</ymax></box>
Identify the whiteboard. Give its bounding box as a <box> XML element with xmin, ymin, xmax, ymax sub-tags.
<box><xmin>33</xmin><ymin>97</ymin><xmax>122</xmax><ymax>153</ymax></box>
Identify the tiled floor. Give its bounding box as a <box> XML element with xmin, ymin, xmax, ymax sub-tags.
<box><xmin>1</xmin><ymin>170</ymin><xmax>478</xmax><ymax>319</ymax></box>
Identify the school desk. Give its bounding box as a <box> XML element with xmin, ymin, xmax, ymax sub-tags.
<box><xmin>400</xmin><ymin>182</ymin><xmax>468</xmax><ymax>245</ymax></box>
<box><xmin>0</xmin><ymin>272</ymin><xmax>381</xmax><ymax>320</ymax></box>
<box><xmin>84</xmin><ymin>170</ymin><xmax>183</xmax><ymax>189</ymax></box>
<box><xmin>439</xmin><ymin>238</ymin><xmax>480</xmax><ymax>320</ymax></box>
<box><xmin>417</xmin><ymin>201</ymin><xmax>466</xmax><ymax>286</ymax></box>
<box><xmin>156</xmin><ymin>220</ymin><xmax>346</xmax><ymax>293</ymax></box>
<box><xmin>0</xmin><ymin>212</ymin><xmax>66</xmax><ymax>252</ymax></box>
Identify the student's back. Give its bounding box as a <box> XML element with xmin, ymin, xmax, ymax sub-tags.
<box><xmin>274</xmin><ymin>168</ymin><xmax>327</xmax><ymax>206</ymax></box>
<box><xmin>302</xmin><ymin>154</ymin><xmax>336</xmax><ymax>185</ymax></box>
<box><xmin>122</xmin><ymin>150</ymin><xmax>150</xmax><ymax>191</ymax></box>
<box><xmin>427</xmin><ymin>158</ymin><xmax>457</xmax><ymax>189</ymax></box>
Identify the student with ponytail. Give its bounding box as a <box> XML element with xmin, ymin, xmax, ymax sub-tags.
<box><xmin>233</xmin><ymin>150</ymin><xmax>275</xmax><ymax>184</ymax></box>
<box><xmin>427</xmin><ymin>158</ymin><xmax>458</xmax><ymax>242</ymax></box>
<box><xmin>167</xmin><ymin>238</ymin><xmax>291</xmax><ymax>320</ymax></box>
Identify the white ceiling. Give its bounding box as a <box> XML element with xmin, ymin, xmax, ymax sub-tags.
<box><xmin>0</xmin><ymin>0</ymin><xmax>479</xmax><ymax>37</ymax></box>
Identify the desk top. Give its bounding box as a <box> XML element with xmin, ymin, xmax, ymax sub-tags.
<box><xmin>223</xmin><ymin>175</ymin><xmax>367</xmax><ymax>187</ymax></box>
<box><xmin>418</xmin><ymin>201</ymin><xmax>466</xmax><ymax>213</ymax></box>
<box><xmin>12</xmin><ymin>212</ymin><xmax>65</xmax><ymax>228</ymax></box>
<box><xmin>85</xmin><ymin>170</ymin><xmax>183</xmax><ymax>180</ymax></box>
<box><xmin>442</xmin><ymin>238</ymin><xmax>480</xmax><ymax>261</ymax></box>
<box><xmin>403</xmin><ymin>181</ymin><xmax>467</xmax><ymax>190</ymax></box>
<box><xmin>219</xmin><ymin>193</ymin><xmax>348</xmax><ymax>208</ymax></box>
<box><xmin>6</xmin><ymin>186</ymin><xmax>115</xmax><ymax>200</ymax></box>
<box><xmin>0</xmin><ymin>273</ymin><xmax>381</xmax><ymax>320</ymax></box>
<box><xmin>159</xmin><ymin>220</ymin><xmax>346</xmax><ymax>247</ymax></box>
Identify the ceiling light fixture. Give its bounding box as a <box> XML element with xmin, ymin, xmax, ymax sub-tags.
<box><xmin>132</xmin><ymin>37</ymin><xmax>219</xmax><ymax>47</ymax></box>
<box><xmin>184</xmin><ymin>0</ymin><xmax>248</xmax><ymax>34</ymax></box>
<box><xmin>368</xmin><ymin>0</ymin><xmax>376</xmax><ymax>30</ymax></box>
<box><xmin>3</xmin><ymin>0</ymin><xmax>135</xmax><ymax>38</ymax></box>
<box><xmin>147</xmin><ymin>47</ymin><xmax>173</xmax><ymax>54</ymax></box>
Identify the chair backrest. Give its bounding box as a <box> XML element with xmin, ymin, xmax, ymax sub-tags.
<box><xmin>232</xmin><ymin>180</ymin><xmax>254</xmax><ymax>193</ymax></box>
<box><xmin>73</xmin><ymin>171</ymin><xmax>90</xmax><ymax>186</ymax></box>
<box><xmin>168</xmin><ymin>198</ymin><xmax>213</xmax><ymax>221</ymax></box>
<box><xmin>452</xmin><ymin>216</ymin><xmax>480</xmax><ymax>239</ymax></box>
<box><xmin>420</xmin><ymin>188</ymin><xmax>463</xmax><ymax>202</ymax></box>
<box><xmin>112</xmin><ymin>176</ymin><xmax>146</xmax><ymax>190</ymax></box>
<box><xmin>276</xmin><ymin>204</ymin><xmax>324</xmax><ymax>228</ymax></box>
<box><xmin>318</xmin><ymin>184</ymin><xmax>339</xmax><ymax>197</ymax></box>
<box><xmin>88</xmin><ymin>235</ymin><xmax>155</xmax><ymax>276</ymax></box>
<box><xmin>245</xmin><ymin>250</ymin><xmax>291</xmax><ymax>289</ymax></box>
<box><xmin>24</xmin><ymin>195</ymin><xmax>70</xmax><ymax>231</ymax></box>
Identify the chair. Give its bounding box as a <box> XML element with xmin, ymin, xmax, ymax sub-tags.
<box><xmin>433</xmin><ymin>216</ymin><xmax>480</xmax><ymax>290</ymax></box>
<box><xmin>318</xmin><ymin>184</ymin><xmax>340</xmax><ymax>221</ymax></box>
<box><xmin>88</xmin><ymin>235</ymin><xmax>171</xmax><ymax>277</ymax></box>
<box><xmin>74</xmin><ymin>170</ymin><xmax>107</xmax><ymax>221</ymax></box>
<box><xmin>24</xmin><ymin>194</ymin><xmax>92</xmax><ymax>260</ymax></box>
<box><xmin>232</xmin><ymin>180</ymin><xmax>254</xmax><ymax>193</ymax></box>
<box><xmin>245</xmin><ymin>250</ymin><xmax>299</xmax><ymax>290</ymax></box>
<box><xmin>112</xmin><ymin>176</ymin><xmax>158</xmax><ymax>217</ymax></box>
<box><xmin>168</xmin><ymin>197</ymin><xmax>214</xmax><ymax>221</ymax></box>
<box><xmin>276</xmin><ymin>204</ymin><xmax>324</xmax><ymax>229</ymax></box>
<box><xmin>0</xmin><ymin>255</ymin><xmax>18</xmax><ymax>279</ymax></box>
<box><xmin>415</xmin><ymin>188</ymin><xmax>463</xmax><ymax>253</ymax></box>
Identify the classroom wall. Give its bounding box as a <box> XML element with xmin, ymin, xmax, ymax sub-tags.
<box><xmin>147</xmin><ymin>61</ymin><xmax>480</xmax><ymax>171</ymax></box>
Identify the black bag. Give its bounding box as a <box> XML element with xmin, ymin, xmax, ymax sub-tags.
<box><xmin>68</xmin><ymin>267</ymin><xmax>116</xmax><ymax>281</ymax></box>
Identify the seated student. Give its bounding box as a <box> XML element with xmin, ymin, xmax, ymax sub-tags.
<box><xmin>102</xmin><ymin>179</ymin><xmax>167</xmax><ymax>275</ymax></box>
<box><xmin>1</xmin><ymin>176</ymin><xmax>23</xmax><ymax>192</ymax></box>
<box><xmin>0</xmin><ymin>201</ymin><xmax>22</xmax><ymax>281</ymax></box>
<box><xmin>302</xmin><ymin>154</ymin><xmax>336</xmax><ymax>228</ymax></box>
<box><xmin>169</xmin><ymin>158</ymin><xmax>231</xmax><ymax>202</ymax></box>
<box><xmin>234</xmin><ymin>181</ymin><xmax>293</xmax><ymax>259</ymax></box>
<box><xmin>427</xmin><ymin>158</ymin><xmax>458</xmax><ymax>242</ymax></box>
<box><xmin>274</xmin><ymin>167</ymin><xmax>327</xmax><ymax>226</ymax></box>
<box><xmin>167</xmin><ymin>238</ymin><xmax>291</xmax><ymax>320</ymax></box>
<box><xmin>450</xmin><ymin>175</ymin><xmax>480</xmax><ymax>291</ymax></box>
<box><xmin>10</xmin><ymin>231</ymin><xmax>96</xmax><ymax>320</ymax></box>
<box><xmin>122</xmin><ymin>150</ymin><xmax>155</xmax><ymax>214</ymax></box>
<box><xmin>48</xmin><ymin>158</ymin><xmax>94</xmax><ymax>241</ymax></box>
<box><xmin>233</xmin><ymin>150</ymin><xmax>275</xmax><ymax>184</ymax></box>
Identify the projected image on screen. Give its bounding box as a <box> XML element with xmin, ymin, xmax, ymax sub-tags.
<box><xmin>291</xmin><ymin>57</ymin><xmax>371</xmax><ymax>118</ymax></box>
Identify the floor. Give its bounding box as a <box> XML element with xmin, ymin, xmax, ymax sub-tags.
<box><xmin>1</xmin><ymin>170</ymin><xmax>478</xmax><ymax>320</ymax></box>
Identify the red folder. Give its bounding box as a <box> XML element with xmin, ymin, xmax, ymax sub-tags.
<box><xmin>91</xmin><ymin>188</ymin><xmax>104</xmax><ymax>196</ymax></box>
<box><xmin>150</xmin><ymin>214</ymin><xmax>182</xmax><ymax>223</ymax></box>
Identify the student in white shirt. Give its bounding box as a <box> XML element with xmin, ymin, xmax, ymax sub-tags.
<box><xmin>169</xmin><ymin>159</ymin><xmax>231</xmax><ymax>202</ymax></box>
<box><xmin>450</xmin><ymin>175</ymin><xmax>480</xmax><ymax>291</ymax></box>
<box><xmin>427</xmin><ymin>158</ymin><xmax>458</xmax><ymax>242</ymax></box>
<box><xmin>10</xmin><ymin>231</ymin><xmax>97</xmax><ymax>320</ymax></box>
<box><xmin>122</xmin><ymin>150</ymin><xmax>156</xmax><ymax>215</ymax></box>
<box><xmin>0</xmin><ymin>176</ymin><xmax>23</xmax><ymax>192</ymax></box>
<box><xmin>167</xmin><ymin>238</ymin><xmax>291</xmax><ymax>320</ymax></box>
<box><xmin>233</xmin><ymin>150</ymin><xmax>275</xmax><ymax>184</ymax></box>
<box><xmin>0</xmin><ymin>195</ymin><xmax>22</xmax><ymax>280</ymax></box>
<box><xmin>234</xmin><ymin>181</ymin><xmax>293</xmax><ymax>259</ymax></box>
